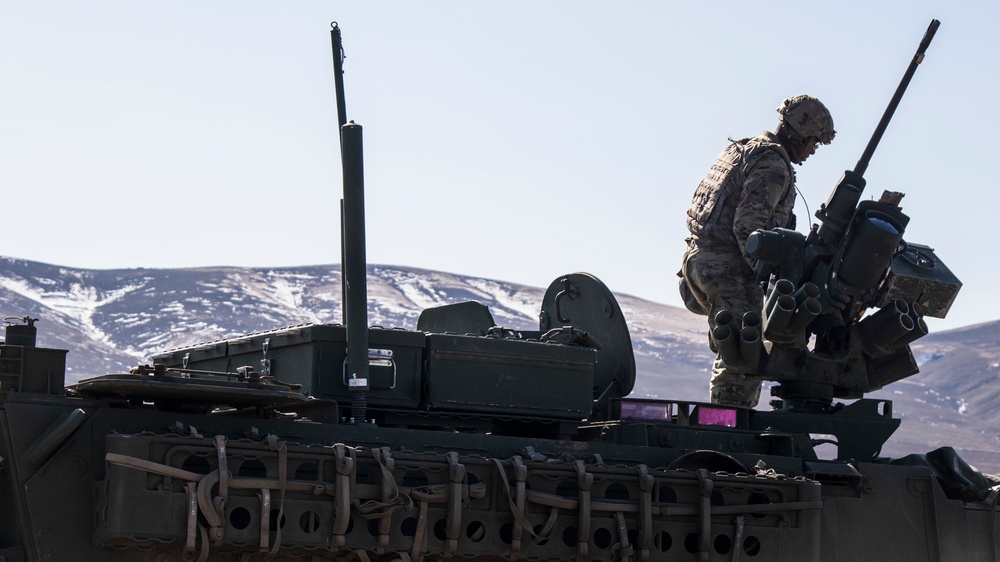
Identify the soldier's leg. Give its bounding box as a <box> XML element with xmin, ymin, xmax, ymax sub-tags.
<box><xmin>685</xmin><ymin>248</ymin><xmax>764</xmax><ymax>407</ymax></box>
<box><xmin>710</xmin><ymin>359</ymin><xmax>762</xmax><ymax>407</ymax></box>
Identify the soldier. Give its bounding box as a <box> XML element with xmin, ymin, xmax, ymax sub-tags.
<box><xmin>679</xmin><ymin>95</ymin><xmax>835</xmax><ymax>407</ymax></box>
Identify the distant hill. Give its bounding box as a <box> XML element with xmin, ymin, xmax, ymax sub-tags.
<box><xmin>878</xmin><ymin>321</ymin><xmax>1000</xmax><ymax>471</ymax></box>
<box><xmin>0</xmin><ymin>256</ymin><xmax>996</xmax><ymax>473</ymax></box>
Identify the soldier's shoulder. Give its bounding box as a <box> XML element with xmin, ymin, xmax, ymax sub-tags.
<box><xmin>746</xmin><ymin>131</ymin><xmax>782</xmax><ymax>149</ymax></box>
<box><xmin>745</xmin><ymin>133</ymin><xmax>791</xmax><ymax>166</ymax></box>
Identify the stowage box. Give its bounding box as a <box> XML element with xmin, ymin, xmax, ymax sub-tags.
<box><xmin>152</xmin><ymin>324</ymin><xmax>426</xmax><ymax>409</ymax></box>
<box><xmin>424</xmin><ymin>333</ymin><xmax>596</xmax><ymax>419</ymax></box>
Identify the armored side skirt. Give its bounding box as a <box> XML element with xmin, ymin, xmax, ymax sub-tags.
<box><xmin>95</xmin><ymin>432</ymin><xmax>822</xmax><ymax>561</ymax></box>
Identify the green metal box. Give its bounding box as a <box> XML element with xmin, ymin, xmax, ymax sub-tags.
<box><xmin>0</xmin><ymin>346</ymin><xmax>68</xmax><ymax>394</ymax></box>
<box><xmin>424</xmin><ymin>334</ymin><xmax>596</xmax><ymax>420</ymax></box>
<box><xmin>150</xmin><ymin>339</ymin><xmax>228</xmax><ymax>372</ymax></box>
<box><xmin>152</xmin><ymin>324</ymin><xmax>425</xmax><ymax>409</ymax></box>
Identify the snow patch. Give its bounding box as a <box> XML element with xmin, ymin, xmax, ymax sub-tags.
<box><xmin>915</xmin><ymin>352</ymin><xmax>946</xmax><ymax>366</ymax></box>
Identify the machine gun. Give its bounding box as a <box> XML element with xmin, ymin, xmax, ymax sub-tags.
<box><xmin>714</xmin><ymin>19</ymin><xmax>961</xmax><ymax>412</ymax></box>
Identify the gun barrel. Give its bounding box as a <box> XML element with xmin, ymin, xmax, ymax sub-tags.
<box><xmin>854</xmin><ymin>19</ymin><xmax>940</xmax><ymax>177</ymax></box>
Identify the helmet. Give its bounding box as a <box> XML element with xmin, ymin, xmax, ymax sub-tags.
<box><xmin>777</xmin><ymin>95</ymin><xmax>835</xmax><ymax>144</ymax></box>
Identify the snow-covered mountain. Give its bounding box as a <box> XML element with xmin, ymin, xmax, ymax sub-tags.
<box><xmin>0</xmin><ymin>256</ymin><xmax>996</xmax><ymax>472</ymax></box>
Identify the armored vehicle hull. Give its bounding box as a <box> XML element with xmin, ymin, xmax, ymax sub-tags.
<box><xmin>0</xmin><ymin>331</ymin><xmax>997</xmax><ymax>561</ymax></box>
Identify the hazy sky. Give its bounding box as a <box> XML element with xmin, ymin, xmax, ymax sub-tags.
<box><xmin>1</xmin><ymin>2</ymin><xmax>996</xmax><ymax>332</ymax></box>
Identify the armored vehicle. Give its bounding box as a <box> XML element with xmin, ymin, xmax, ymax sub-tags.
<box><xmin>0</xmin><ymin>19</ymin><xmax>996</xmax><ymax>562</ymax></box>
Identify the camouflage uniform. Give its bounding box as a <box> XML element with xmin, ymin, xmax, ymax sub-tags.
<box><xmin>680</xmin><ymin>131</ymin><xmax>796</xmax><ymax>407</ymax></box>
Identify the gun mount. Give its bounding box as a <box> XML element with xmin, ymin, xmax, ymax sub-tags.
<box><xmin>741</xmin><ymin>182</ymin><xmax>961</xmax><ymax>411</ymax></box>
<box><xmin>0</xmin><ymin>18</ymin><xmax>996</xmax><ymax>562</ymax></box>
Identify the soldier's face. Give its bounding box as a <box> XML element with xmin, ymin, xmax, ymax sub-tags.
<box><xmin>792</xmin><ymin>137</ymin><xmax>819</xmax><ymax>164</ymax></box>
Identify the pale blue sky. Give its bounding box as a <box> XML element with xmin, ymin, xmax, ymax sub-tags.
<box><xmin>1</xmin><ymin>2</ymin><xmax>995</xmax><ymax>331</ymax></box>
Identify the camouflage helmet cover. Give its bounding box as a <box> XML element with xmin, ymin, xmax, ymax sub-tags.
<box><xmin>777</xmin><ymin>95</ymin><xmax>836</xmax><ymax>144</ymax></box>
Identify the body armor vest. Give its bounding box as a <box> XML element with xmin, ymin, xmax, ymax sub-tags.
<box><xmin>686</xmin><ymin>134</ymin><xmax>795</xmax><ymax>246</ymax></box>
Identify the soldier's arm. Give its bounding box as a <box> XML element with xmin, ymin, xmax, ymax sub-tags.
<box><xmin>732</xmin><ymin>152</ymin><xmax>793</xmax><ymax>270</ymax></box>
